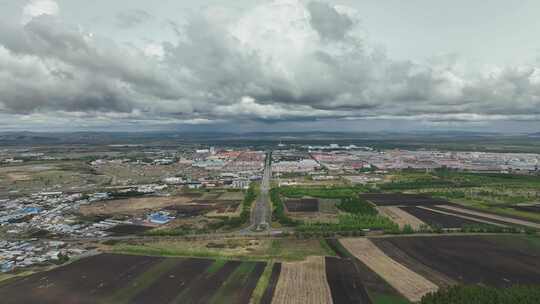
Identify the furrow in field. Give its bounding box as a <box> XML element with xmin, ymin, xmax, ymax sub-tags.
<box><xmin>271</xmin><ymin>256</ymin><xmax>333</xmax><ymax>304</ymax></box>
<box><xmin>377</xmin><ymin>206</ymin><xmax>425</xmax><ymax>230</ymax></box>
<box><xmin>437</xmin><ymin>205</ymin><xmax>540</xmax><ymax>229</ymax></box>
<box><xmin>340</xmin><ymin>238</ymin><xmax>438</xmax><ymax>302</ymax></box>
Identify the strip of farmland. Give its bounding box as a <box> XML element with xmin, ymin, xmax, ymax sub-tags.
<box><xmin>435</xmin><ymin>205</ymin><xmax>540</xmax><ymax>229</ymax></box>
<box><xmin>172</xmin><ymin>260</ymin><xmax>242</xmax><ymax>303</ymax></box>
<box><xmin>376</xmin><ymin>206</ymin><xmax>425</xmax><ymax>229</ymax></box>
<box><xmin>0</xmin><ymin>254</ymin><xmax>266</xmax><ymax>304</ymax></box>
<box><xmin>294</xmin><ymin>239</ymin><xmax>409</xmax><ymax>303</ymax></box>
<box><xmin>376</xmin><ymin>236</ymin><xmax>540</xmax><ymax>287</ymax></box>
<box><xmin>271</xmin><ymin>256</ymin><xmax>333</xmax><ymax>304</ymax></box>
<box><xmin>340</xmin><ymin>238</ymin><xmax>438</xmax><ymax>302</ymax></box>
<box><xmin>130</xmin><ymin>258</ymin><xmax>213</xmax><ymax>304</ymax></box>
<box><xmin>0</xmin><ymin>254</ymin><xmax>164</xmax><ymax>304</ymax></box>
<box><xmin>416</xmin><ymin>206</ymin><xmax>506</xmax><ymax>227</ymax></box>
<box><xmin>399</xmin><ymin>206</ymin><xmax>480</xmax><ymax>228</ymax></box>
<box><xmin>427</xmin><ymin>205</ymin><xmax>517</xmax><ymax>227</ymax></box>
<box><xmin>208</xmin><ymin>261</ymin><xmax>266</xmax><ymax>303</ymax></box>
<box><xmin>260</xmin><ymin>263</ymin><xmax>282</xmax><ymax>304</ymax></box>
<box><xmin>359</xmin><ymin>193</ymin><xmax>448</xmax><ymax>206</ymax></box>
<box><xmin>325</xmin><ymin>257</ymin><xmax>372</xmax><ymax>304</ymax></box>
<box><xmin>370</xmin><ymin>238</ymin><xmax>456</xmax><ymax>288</ymax></box>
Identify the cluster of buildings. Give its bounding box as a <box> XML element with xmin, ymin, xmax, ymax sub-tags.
<box><xmin>302</xmin><ymin>148</ymin><xmax>540</xmax><ymax>174</ymax></box>
<box><xmin>0</xmin><ymin>240</ymin><xmax>85</xmax><ymax>273</ymax></box>
<box><xmin>272</xmin><ymin>150</ymin><xmax>321</xmax><ymax>173</ymax></box>
<box><xmin>0</xmin><ymin>192</ymin><xmax>118</xmax><ymax>238</ymax></box>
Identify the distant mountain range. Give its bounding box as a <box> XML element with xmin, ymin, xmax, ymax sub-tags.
<box><xmin>0</xmin><ymin>130</ymin><xmax>535</xmax><ymax>146</ymax></box>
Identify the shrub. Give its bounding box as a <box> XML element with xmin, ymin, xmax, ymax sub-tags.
<box><xmin>421</xmin><ymin>285</ymin><xmax>540</xmax><ymax>304</ymax></box>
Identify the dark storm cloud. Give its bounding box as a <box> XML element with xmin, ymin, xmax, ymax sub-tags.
<box><xmin>1</xmin><ymin>0</ymin><xmax>540</xmax><ymax>128</ymax></box>
<box><xmin>307</xmin><ymin>1</ymin><xmax>353</xmax><ymax>41</ymax></box>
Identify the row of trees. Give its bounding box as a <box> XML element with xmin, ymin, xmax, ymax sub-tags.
<box><xmin>278</xmin><ymin>185</ymin><xmax>370</xmax><ymax>199</ymax></box>
<box><xmin>270</xmin><ymin>188</ymin><xmax>297</xmax><ymax>226</ymax></box>
<box><xmin>421</xmin><ymin>285</ymin><xmax>540</xmax><ymax>304</ymax></box>
<box><xmin>295</xmin><ymin>214</ymin><xmax>398</xmax><ymax>233</ymax></box>
<box><xmin>336</xmin><ymin>197</ymin><xmax>377</xmax><ymax>215</ymax></box>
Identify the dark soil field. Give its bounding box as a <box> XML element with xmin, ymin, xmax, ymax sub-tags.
<box><xmin>131</xmin><ymin>258</ymin><xmax>213</xmax><ymax>304</ymax></box>
<box><xmin>374</xmin><ymin>235</ymin><xmax>540</xmax><ymax>287</ymax></box>
<box><xmin>399</xmin><ymin>206</ymin><xmax>481</xmax><ymax>228</ymax></box>
<box><xmin>0</xmin><ymin>254</ymin><xmax>266</xmax><ymax>304</ymax></box>
<box><xmin>106</xmin><ymin>224</ymin><xmax>153</xmax><ymax>236</ymax></box>
<box><xmin>325</xmin><ymin>257</ymin><xmax>372</xmax><ymax>304</ymax></box>
<box><xmin>260</xmin><ymin>263</ymin><xmax>281</xmax><ymax>304</ymax></box>
<box><xmin>0</xmin><ymin>254</ymin><xmax>162</xmax><ymax>304</ymax></box>
<box><xmin>359</xmin><ymin>193</ymin><xmax>448</xmax><ymax>206</ymax></box>
<box><xmin>284</xmin><ymin>198</ymin><xmax>318</xmax><ymax>212</ymax></box>
<box><xmin>177</xmin><ymin>260</ymin><xmax>241</xmax><ymax>303</ymax></box>
<box><xmin>428</xmin><ymin>205</ymin><xmax>516</xmax><ymax>227</ymax></box>
<box><xmin>514</xmin><ymin>204</ymin><xmax>540</xmax><ymax>214</ymax></box>
<box><xmin>371</xmin><ymin>238</ymin><xmax>456</xmax><ymax>288</ymax></box>
<box><xmin>165</xmin><ymin>204</ymin><xmax>214</xmax><ymax>216</ymax></box>
<box><xmin>325</xmin><ymin>239</ymin><xmax>408</xmax><ymax>303</ymax></box>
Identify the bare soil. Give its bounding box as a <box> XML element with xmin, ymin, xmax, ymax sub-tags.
<box><xmin>376</xmin><ymin>235</ymin><xmax>540</xmax><ymax>287</ymax></box>
<box><xmin>340</xmin><ymin>238</ymin><xmax>438</xmax><ymax>302</ymax></box>
<box><xmin>377</xmin><ymin>206</ymin><xmax>425</xmax><ymax>229</ymax></box>
<box><xmin>359</xmin><ymin>193</ymin><xmax>448</xmax><ymax>206</ymax></box>
<box><xmin>325</xmin><ymin>257</ymin><xmax>371</xmax><ymax>304</ymax></box>
<box><xmin>272</xmin><ymin>256</ymin><xmax>333</xmax><ymax>304</ymax></box>
<box><xmin>261</xmin><ymin>263</ymin><xmax>281</xmax><ymax>304</ymax></box>
<box><xmin>79</xmin><ymin>196</ymin><xmax>192</xmax><ymax>215</ymax></box>
<box><xmin>399</xmin><ymin>206</ymin><xmax>480</xmax><ymax>228</ymax></box>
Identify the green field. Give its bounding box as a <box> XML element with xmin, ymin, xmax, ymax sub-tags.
<box><xmin>381</xmin><ymin>170</ymin><xmax>540</xmax><ymax>222</ymax></box>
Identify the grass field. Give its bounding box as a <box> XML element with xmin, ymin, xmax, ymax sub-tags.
<box><xmin>111</xmin><ymin>238</ymin><xmax>337</xmax><ymax>262</ymax></box>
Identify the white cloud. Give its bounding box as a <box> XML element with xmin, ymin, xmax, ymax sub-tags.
<box><xmin>21</xmin><ymin>0</ymin><xmax>59</xmax><ymax>25</ymax></box>
<box><xmin>0</xmin><ymin>0</ymin><xmax>539</xmax><ymax>130</ymax></box>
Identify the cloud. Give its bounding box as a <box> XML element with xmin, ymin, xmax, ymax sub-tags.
<box><xmin>21</xmin><ymin>0</ymin><xmax>59</xmax><ymax>25</ymax></box>
<box><xmin>1</xmin><ymin>0</ymin><xmax>540</xmax><ymax>130</ymax></box>
<box><xmin>307</xmin><ymin>1</ymin><xmax>354</xmax><ymax>41</ymax></box>
<box><xmin>115</xmin><ymin>9</ymin><xmax>152</xmax><ymax>29</ymax></box>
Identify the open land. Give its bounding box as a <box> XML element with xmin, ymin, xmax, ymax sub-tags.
<box><xmin>0</xmin><ymin>253</ymin><xmax>265</xmax><ymax>304</ymax></box>
<box><xmin>376</xmin><ymin>206</ymin><xmax>425</xmax><ymax>230</ymax></box>
<box><xmin>340</xmin><ymin>238</ymin><xmax>438</xmax><ymax>302</ymax></box>
<box><xmin>371</xmin><ymin>235</ymin><xmax>540</xmax><ymax>287</ymax></box>
<box><xmin>79</xmin><ymin>196</ymin><xmax>193</xmax><ymax>216</ymax></box>
<box><xmin>399</xmin><ymin>206</ymin><xmax>483</xmax><ymax>229</ymax></box>
<box><xmin>271</xmin><ymin>256</ymin><xmax>333</xmax><ymax>304</ymax></box>
<box><xmin>359</xmin><ymin>193</ymin><xmax>448</xmax><ymax>206</ymax></box>
<box><xmin>325</xmin><ymin>256</ymin><xmax>371</xmax><ymax>304</ymax></box>
<box><xmin>111</xmin><ymin>238</ymin><xmax>335</xmax><ymax>262</ymax></box>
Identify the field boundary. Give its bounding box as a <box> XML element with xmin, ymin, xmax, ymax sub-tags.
<box><xmin>340</xmin><ymin>238</ymin><xmax>438</xmax><ymax>302</ymax></box>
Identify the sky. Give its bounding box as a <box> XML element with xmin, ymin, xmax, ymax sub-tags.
<box><xmin>1</xmin><ymin>0</ymin><xmax>540</xmax><ymax>133</ymax></box>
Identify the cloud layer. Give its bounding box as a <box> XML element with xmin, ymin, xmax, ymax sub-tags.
<box><xmin>1</xmin><ymin>0</ymin><xmax>540</xmax><ymax>130</ymax></box>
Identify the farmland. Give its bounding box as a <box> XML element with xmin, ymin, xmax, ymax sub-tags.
<box><xmin>359</xmin><ymin>193</ymin><xmax>448</xmax><ymax>206</ymax></box>
<box><xmin>382</xmin><ymin>170</ymin><xmax>540</xmax><ymax>223</ymax></box>
<box><xmin>371</xmin><ymin>235</ymin><xmax>540</xmax><ymax>287</ymax></box>
<box><xmin>0</xmin><ymin>254</ymin><xmax>266</xmax><ymax>304</ymax></box>
<box><xmin>271</xmin><ymin>256</ymin><xmax>333</xmax><ymax>304</ymax></box>
<box><xmin>325</xmin><ymin>257</ymin><xmax>371</xmax><ymax>304</ymax></box>
<box><xmin>284</xmin><ymin>198</ymin><xmax>318</xmax><ymax>212</ymax></box>
<box><xmin>340</xmin><ymin>238</ymin><xmax>438</xmax><ymax>302</ymax></box>
<box><xmin>111</xmin><ymin>238</ymin><xmax>336</xmax><ymax>262</ymax></box>
<box><xmin>398</xmin><ymin>206</ymin><xmax>482</xmax><ymax>229</ymax></box>
<box><xmin>376</xmin><ymin>206</ymin><xmax>425</xmax><ymax>230</ymax></box>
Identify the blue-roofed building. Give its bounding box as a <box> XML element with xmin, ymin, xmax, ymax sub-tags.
<box><xmin>23</xmin><ymin>207</ymin><xmax>41</xmax><ymax>215</ymax></box>
<box><xmin>148</xmin><ymin>212</ymin><xmax>172</xmax><ymax>225</ymax></box>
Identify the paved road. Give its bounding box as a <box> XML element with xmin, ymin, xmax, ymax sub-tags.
<box><xmin>243</xmin><ymin>151</ymin><xmax>272</xmax><ymax>232</ymax></box>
